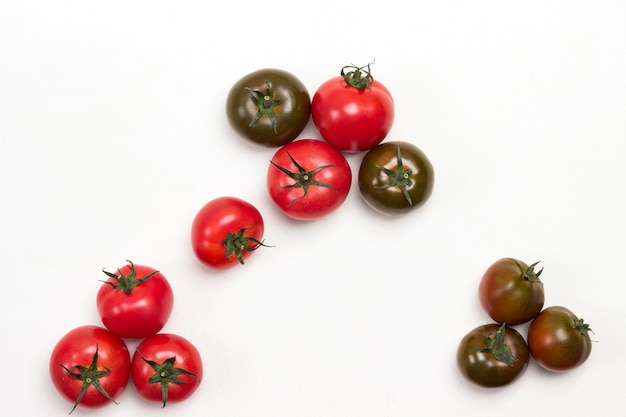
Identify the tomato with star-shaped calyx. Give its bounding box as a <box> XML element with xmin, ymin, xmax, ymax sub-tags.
<box><xmin>226</xmin><ymin>68</ymin><xmax>311</xmax><ymax>147</ymax></box>
<box><xmin>267</xmin><ymin>139</ymin><xmax>352</xmax><ymax>220</ymax></box>
<box><xmin>358</xmin><ymin>141</ymin><xmax>434</xmax><ymax>216</ymax></box>
<box><xmin>131</xmin><ymin>333</ymin><xmax>203</xmax><ymax>407</ymax></box>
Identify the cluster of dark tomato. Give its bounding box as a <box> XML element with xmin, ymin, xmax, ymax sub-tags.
<box><xmin>49</xmin><ymin>261</ymin><xmax>203</xmax><ymax>413</ymax></box>
<box><xmin>457</xmin><ymin>257</ymin><xmax>594</xmax><ymax>388</ymax></box>
<box><xmin>191</xmin><ymin>63</ymin><xmax>435</xmax><ymax>269</ymax></box>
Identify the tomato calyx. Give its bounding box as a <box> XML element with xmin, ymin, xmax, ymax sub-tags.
<box><xmin>138</xmin><ymin>352</ymin><xmax>198</xmax><ymax>408</ymax></box>
<box><xmin>101</xmin><ymin>260</ymin><xmax>158</xmax><ymax>295</ymax></box>
<box><xmin>514</xmin><ymin>260</ymin><xmax>543</xmax><ymax>283</ymax></box>
<box><xmin>481</xmin><ymin>323</ymin><xmax>518</xmax><ymax>366</ymax></box>
<box><xmin>376</xmin><ymin>146</ymin><xmax>414</xmax><ymax>205</ymax></box>
<box><xmin>59</xmin><ymin>344</ymin><xmax>117</xmax><ymax>414</ymax></box>
<box><xmin>222</xmin><ymin>227</ymin><xmax>269</xmax><ymax>265</ymax></box>
<box><xmin>245</xmin><ymin>80</ymin><xmax>286</xmax><ymax>134</ymax></box>
<box><xmin>574</xmin><ymin>317</ymin><xmax>593</xmax><ymax>336</ymax></box>
<box><xmin>340</xmin><ymin>61</ymin><xmax>375</xmax><ymax>90</ymax></box>
<box><xmin>270</xmin><ymin>151</ymin><xmax>340</xmax><ymax>207</ymax></box>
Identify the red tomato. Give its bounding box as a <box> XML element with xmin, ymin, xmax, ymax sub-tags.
<box><xmin>311</xmin><ymin>63</ymin><xmax>394</xmax><ymax>152</ymax></box>
<box><xmin>267</xmin><ymin>139</ymin><xmax>352</xmax><ymax>220</ymax></box>
<box><xmin>131</xmin><ymin>333</ymin><xmax>203</xmax><ymax>407</ymax></box>
<box><xmin>96</xmin><ymin>260</ymin><xmax>174</xmax><ymax>339</ymax></box>
<box><xmin>191</xmin><ymin>196</ymin><xmax>267</xmax><ymax>269</ymax></box>
<box><xmin>49</xmin><ymin>325</ymin><xmax>131</xmax><ymax>414</ymax></box>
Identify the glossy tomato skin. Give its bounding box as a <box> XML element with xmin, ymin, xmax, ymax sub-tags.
<box><xmin>312</xmin><ymin>73</ymin><xmax>394</xmax><ymax>152</ymax></box>
<box><xmin>478</xmin><ymin>258</ymin><xmax>545</xmax><ymax>326</ymax></box>
<box><xmin>267</xmin><ymin>139</ymin><xmax>352</xmax><ymax>220</ymax></box>
<box><xmin>358</xmin><ymin>141</ymin><xmax>434</xmax><ymax>216</ymax></box>
<box><xmin>457</xmin><ymin>324</ymin><xmax>530</xmax><ymax>388</ymax></box>
<box><xmin>49</xmin><ymin>325</ymin><xmax>131</xmax><ymax>412</ymax></box>
<box><xmin>226</xmin><ymin>68</ymin><xmax>311</xmax><ymax>147</ymax></box>
<box><xmin>97</xmin><ymin>261</ymin><xmax>174</xmax><ymax>339</ymax></box>
<box><xmin>191</xmin><ymin>196</ymin><xmax>265</xmax><ymax>269</ymax></box>
<box><xmin>131</xmin><ymin>333</ymin><xmax>203</xmax><ymax>407</ymax></box>
<box><xmin>527</xmin><ymin>306</ymin><xmax>593</xmax><ymax>372</ymax></box>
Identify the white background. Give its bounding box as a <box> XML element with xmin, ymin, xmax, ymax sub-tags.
<box><xmin>1</xmin><ymin>1</ymin><xmax>625</xmax><ymax>416</ymax></box>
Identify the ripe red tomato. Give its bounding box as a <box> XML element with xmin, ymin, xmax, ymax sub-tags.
<box><xmin>131</xmin><ymin>333</ymin><xmax>203</xmax><ymax>407</ymax></box>
<box><xmin>478</xmin><ymin>258</ymin><xmax>545</xmax><ymax>325</ymax></box>
<box><xmin>267</xmin><ymin>139</ymin><xmax>352</xmax><ymax>220</ymax></box>
<box><xmin>226</xmin><ymin>68</ymin><xmax>311</xmax><ymax>147</ymax></box>
<box><xmin>96</xmin><ymin>260</ymin><xmax>174</xmax><ymax>339</ymax></box>
<box><xmin>457</xmin><ymin>323</ymin><xmax>530</xmax><ymax>388</ymax></box>
<box><xmin>191</xmin><ymin>196</ymin><xmax>268</xmax><ymax>269</ymax></box>
<box><xmin>527</xmin><ymin>306</ymin><xmax>593</xmax><ymax>372</ymax></box>
<box><xmin>311</xmin><ymin>62</ymin><xmax>394</xmax><ymax>152</ymax></box>
<box><xmin>49</xmin><ymin>325</ymin><xmax>131</xmax><ymax>414</ymax></box>
<box><xmin>358</xmin><ymin>141</ymin><xmax>434</xmax><ymax>216</ymax></box>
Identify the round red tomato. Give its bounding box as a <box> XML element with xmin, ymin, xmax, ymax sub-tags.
<box><xmin>191</xmin><ymin>196</ymin><xmax>268</xmax><ymax>269</ymax></box>
<box><xmin>478</xmin><ymin>258</ymin><xmax>545</xmax><ymax>326</ymax></box>
<box><xmin>527</xmin><ymin>306</ymin><xmax>593</xmax><ymax>372</ymax></box>
<box><xmin>267</xmin><ymin>139</ymin><xmax>352</xmax><ymax>220</ymax></box>
<box><xmin>457</xmin><ymin>323</ymin><xmax>530</xmax><ymax>388</ymax></box>
<box><xmin>96</xmin><ymin>260</ymin><xmax>174</xmax><ymax>339</ymax></box>
<box><xmin>226</xmin><ymin>68</ymin><xmax>311</xmax><ymax>147</ymax></box>
<box><xmin>49</xmin><ymin>325</ymin><xmax>131</xmax><ymax>413</ymax></box>
<box><xmin>131</xmin><ymin>333</ymin><xmax>203</xmax><ymax>407</ymax></box>
<box><xmin>311</xmin><ymin>62</ymin><xmax>394</xmax><ymax>152</ymax></box>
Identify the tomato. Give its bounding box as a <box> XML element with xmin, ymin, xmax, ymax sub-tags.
<box><xmin>96</xmin><ymin>260</ymin><xmax>174</xmax><ymax>339</ymax></box>
<box><xmin>527</xmin><ymin>306</ymin><xmax>593</xmax><ymax>372</ymax></box>
<box><xmin>311</xmin><ymin>62</ymin><xmax>394</xmax><ymax>152</ymax></box>
<box><xmin>267</xmin><ymin>139</ymin><xmax>352</xmax><ymax>220</ymax></box>
<box><xmin>478</xmin><ymin>258</ymin><xmax>545</xmax><ymax>326</ymax></box>
<box><xmin>457</xmin><ymin>323</ymin><xmax>530</xmax><ymax>388</ymax></box>
<box><xmin>191</xmin><ymin>196</ymin><xmax>268</xmax><ymax>269</ymax></box>
<box><xmin>226</xmin><ymin>68</ymin><xmax>311</xmax><ymax>147</ymax></box>
<box><xmin>358</xmin><ymin>141</ymin><xmax>434</xmax><ymax>216</ymax></box>
<box><xmin>49</xmin><ymin>325</ymin><xmax>131</xmax><ymax>413</ymax></box>
<box><xmin>131</xmin><ymin>333</ymin><xmax>203</xmax><ymax>407</ymax></box>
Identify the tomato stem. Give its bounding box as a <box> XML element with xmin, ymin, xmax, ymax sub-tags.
<box><xmin>222</xmin><ymin>227</ymin><xmax>271</xmax><ymax>265</ymax></box>
<box><xmin>270</xmin><ymin>151</ymin><xmax>340</xmax><ymax>207</ymax></box>
<box><xmin>101</xmin><ymin>260</ymin><xmax>159</xmax><ymax>294</ymax></box>
<box><xmin>341</xmin><ymin>60</ymin><xmax>375</xmax><ymax>90</ymax></box>
<box><xmin>59</xmin><ymin>344</ymin><xmax>117</xmax><ymax>414</ymax></box>
<box><xmin>375</xmin><ymin>146</ymin><xmax>414</xmax><ymax>205</ymax></box>
<box><xmin>481</xmin><ymin>323</ymin><xmax>518</xmax><ymax>366</ymax></box>
<box><xmin>245</xmin><ymin>80</ymin><xmax>286</xmax><ymax>134</ymax></box>
<box><xmin>514</xmin><ymin>260</ymin><xmax>543</xmax><ymax>282</ymax></box>
<box><xmin>138</xmin><ymin>352</ymin><xmax>198</xmax><ymax>408</ymax></box>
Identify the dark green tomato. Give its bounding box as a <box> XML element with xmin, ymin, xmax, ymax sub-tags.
<box><xmin>358</xmin><ymin>141</ymin><xmax>434</xmax><ymax>216</ymax></box>
<box><xmin>457</xmin><ymin>323</ymin><xmax>530</xmax><ymax>388</ymax></box>
<box><xmin>226</xmin><ymin>68</ymin><xmax>311</xmax><ymax>147</ymax></box>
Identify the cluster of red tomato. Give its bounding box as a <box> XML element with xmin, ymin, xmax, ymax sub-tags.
<box><xmin>191</xmin><ymin>63</ymin><xmax>435</xmax><ymax>269</ymax></box>
<box><xmin>49</xmin><ymin>261</ymin><xmax>203</xmax><ymax>413</ymax></box>
<box><xmin>457</xmin><ymin>257</ymin><xmax>593</xmax><ymax>388</ymax></box>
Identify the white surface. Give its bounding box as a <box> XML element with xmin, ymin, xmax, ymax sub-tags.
<box><xmin>1</xmin><ymin>1</ymin><xmax>625</xmax><ymax>416</ymax></box>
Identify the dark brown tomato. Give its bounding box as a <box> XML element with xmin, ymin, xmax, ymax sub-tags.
<box><xmin>527</xmin><ymin>306</ymin><xmax>593</xmax><ymax>372</ymax></box>
<box><xmin>478</xmin><ymin>258</ymin><xmax>545</xmax><ymax>325</ymax></box>
<box><xmin>358</xmin><ymin>141</ymin><xmax>434</xmax><ymax>216</ymax></box>
<box><xmin>226</xmin><ymin>68</ymin><xmax>311</xmax><ymax>147</ymax></box>
<box><xmin>457</xmin><ymin>323</ymin><xmax>530</xmax><ymax>388</ymax></box>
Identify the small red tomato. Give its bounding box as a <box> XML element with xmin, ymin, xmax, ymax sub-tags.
<box><xmin>267</xmin><ymin>139</ymin><xmax>352</xmax><ymax>220</ymax></box>
<box><xmin>478</xmin><ymin>258</ymin><xmax>545</xmax><ymax>325</ymax></box>
<box><xmin>97</xmin><ymin>260</ymin><xmax>174</xmax><ymax>339</ymax></box>
<box><xmin>527</xmin><ymin>306</ymin><xmax>593</xmax><ymax>372</ymax></box>
<box><xmin>312</xmin><ymin>62</ymin><xmax>394</xmax><ymax>152</ymax></box>
<box><xmin>49</xmin><ymin>325</ymin><xmax>131</xmax><ymax>414</ymax></box>
<box><xmin>457</xmin><ymin>323</ymin><xmax>530</xmax><ymax>388</ymax></box>
<box><xmin>131</xmin><ymin>333</ymin><xmax>203</xmax><ymax>407</ymax></box>
<box><xmin>191</xmin><ymin>196</ymin><xmax>268</xmax><ymax>269</ymax></box>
